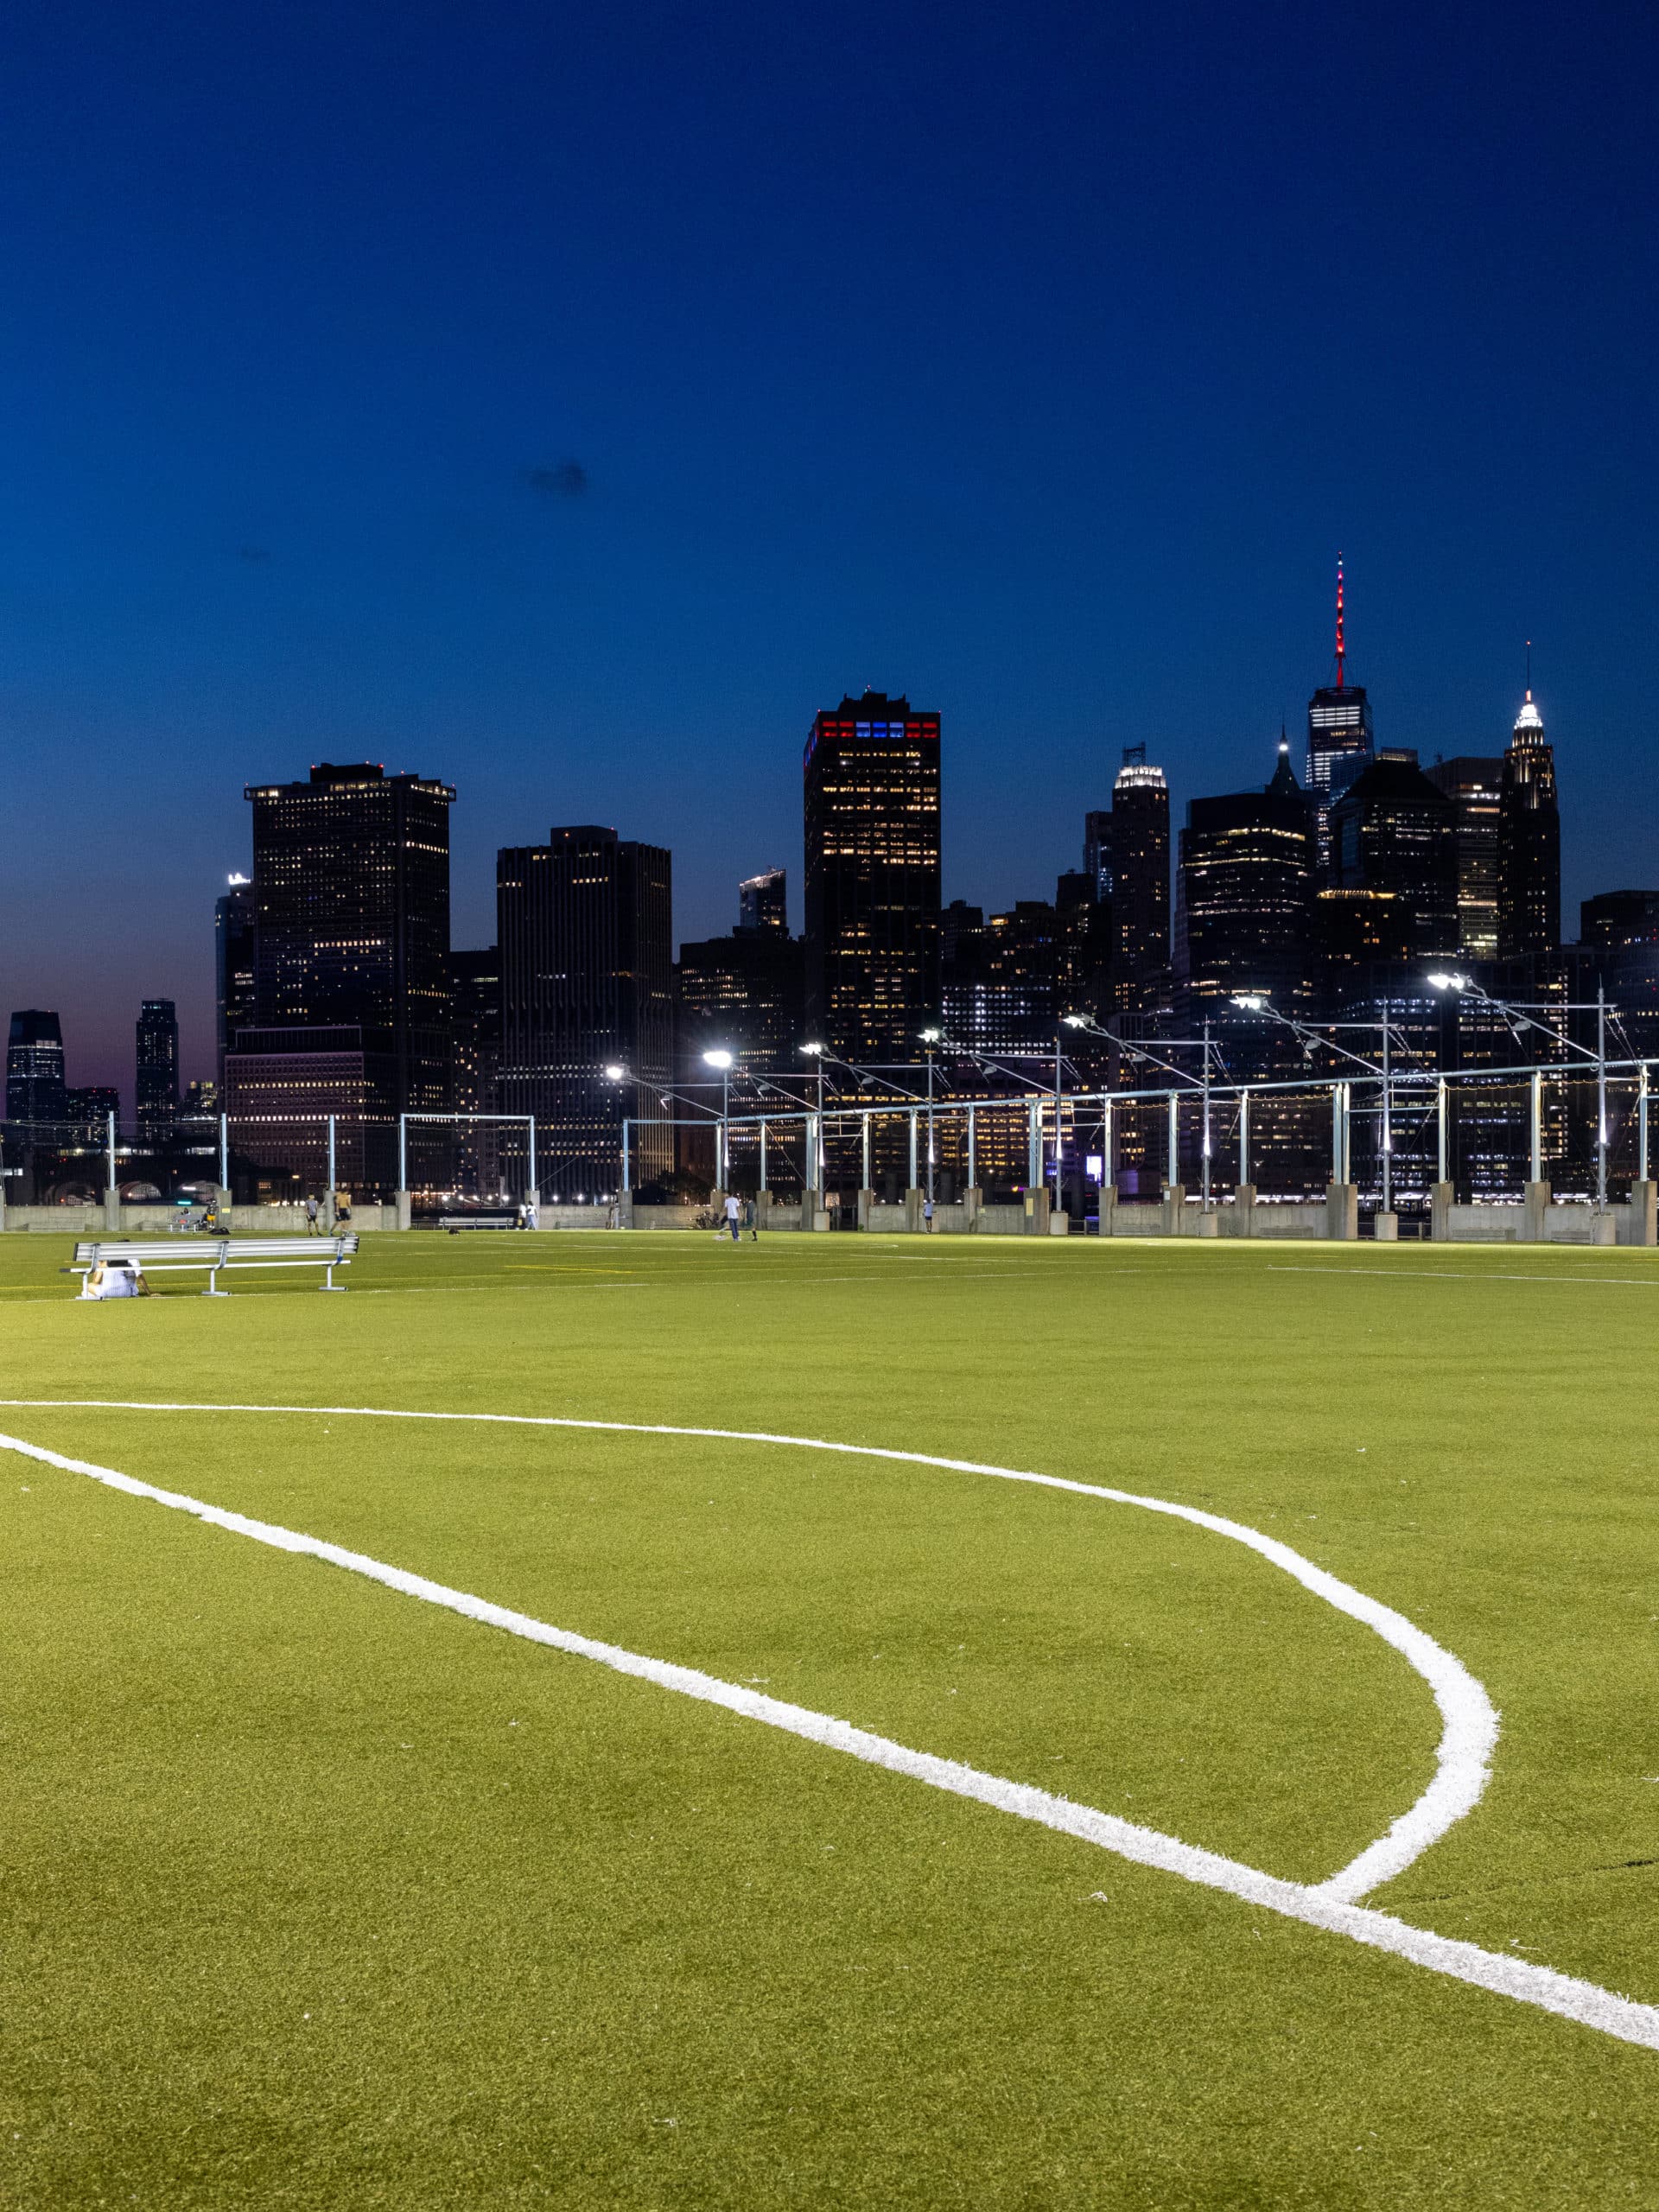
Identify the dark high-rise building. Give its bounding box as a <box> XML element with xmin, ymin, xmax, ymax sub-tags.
<box><xmin>1177</xmin><ymin>741</ymin><xmax>1313</xmax><ymax>1006</ymax></box>
<box><xmin>498</xmin><ymin>826</ymin><xmax>674</xmax><ymax>1196</ymax></box>
<box><xmin>1305</xmin><ymin>563</ymin><xmax>1374</xmax><ymax>874</ymax></box>
<box><xmin>136</xmin><ymin>999</ymin><xmax>180</xmax><ymax>1140</ymax></box>
<box><xmin>1425</xmin><ymin>757</ymin><xmax>1503</xmax><ymax>959</ymax></box>
<box><xmin>1313</xmin><ymin>889</ymin><xmax>1414</xmax><ymax>995</ymax></box>
<box><xmin>1330</xmin><ymin>752</ymin><xmax>1459</xmax><ymax>962</ymax></box>
<box><xmin>738</xmin><ymin>868</ymin><xmax>789</xmax><ymax>935</ymax></box>
<box><xmin>1581</xmin><ymin>890</ymin><xmax>1659</xmax><ymax>950</ymax></box>
<box><xmin>942</xmin><ymin>900</ymin><xmax>1059</xmax><ymax>1055</ymax></box>
<box><xmin>803</xmin><ymin>690</ymin><xmax>941</xmax><ymax>1061</ymax></box>
<box><xmin>1055</xmin><ymin>868</ymin><xmax>1110</xmax><ymax>1019</ymax></box>
<box><xmin>450</xmin><ymin>947</ymin><xmax>502</xmax><ymax>1197</ymax></box>
<box><xmin>6</xmin><ymin>1010</ymin><xmax>67</xmax><ymax>1126</ymax></box>
<box><xmin>66</xmin><ymin>1084</ymin><xmax>122</xmax><ymax>1142</ymax></box>
<box><xmin>1110</xmin><ymin>746</ymin><xmax>1170</xmax><ymax>1012</ymax></box>
<box><xmin>1497</xmin><ymin>692</ymin><xmax>1560</xmax><ymax>957</ymax></box>
<box><xmin>678</xmin><ymin>913</ymin><xmax>805</xmax><ymax>1078</ymax></box>
<box><xmin>240</xmin><ymin>761</ymin><xmax>455</xmax><ymax>1116</ymax></box>
<box><xmin>1084</xmin><ymin>810</ymin><xmax>1113</xmax><ymax>906</ymax></box>
<box><xmin>214</xmin><ymin>874</ymin><xmax>257</xmax><ymax>1087</ymax></box>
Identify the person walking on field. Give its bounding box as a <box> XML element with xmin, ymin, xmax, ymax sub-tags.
<box><xmin>305</xmin><ymin>1194</ymin><xmax>321</xmax><ymax>1236</ymax></box>
<box><xmin>743</xmin><ymin>1194</ymin><xmax>758</xmax><ymax>1242</ymax></box>
<box><xmin>723</xmin><ymin>1191</ymin><xmax>741</xmax><ymax>1243</ymax></box>
<box><xmin>923</xmin><ymin>1195</ymin><xmax>935</xmax><ymax>1232</ymax></box>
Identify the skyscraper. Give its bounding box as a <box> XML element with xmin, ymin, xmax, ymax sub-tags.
<box><xmin>1177</xmin><ymin>741</ymin><xmax>1313</xmax><ymax>1006</ymax></box>
<box><xmin>1497</xmin><ymin>692</ymin><xmax>1560</xmax><ymax>957</ymax></box>
<box><xmin>1330</xmin><ymin>753</ymin><xmax>1459</xmax><ymax>961</ymax></box>
<box><xmin>498</xmin><ymin>826</ymin><xmax>674</xmax><ymax>1196</ymax></box>
<box><xmin>1425</xmin><ymin>757</ymin><xmax>1503</xmax><ymax>958</ymax></box>
<box><xmin>738</xmin><ymin>868</ymin><xmax>789</xmax><ymax>934</ymax></box>
<box><xmin>6</xmin><ymin>1010</ymin><xmax>67</xmax><ymax>1126</ymax></box>
<box><xmin>804</xmin><ymin>690</ymin><xmax>941</xmax><ymax>1062</ymax></box>
<box><xmin>1109</xmin><ymin>745</ymin><xmax>1170</xmax><ymax>1012</ymax></box>
<box><xmin>449</xmin><ymin>947</ymin><xmax>503</xmax><ymax>1198</ymax></box>
<box><xmin>136</xmin><ymin>999</ymin><xmax>180</xmax><ymax>1140</ymax></box>
<box><xmin>214</xmin><ymin>874</ymin><xmax>256</xmax><ymax>1085</ymax></box>
<box><xmin>1083</xmin><ymin>810</ymin><xmax>1113</xmax><ymax>905</ymax></box>
<box><xmin>1580</xmin><ymin>890</ymin><xmax>1659</xmax><ymax>950</ymax></box>
<box><xmin>1305</xmin><ymin>562</ymin><xmax>1375</xmax><ymax>874</ymax></box>
<box><xmin>226</xmin><ymin>761</ymin><xmax>455</xmax><ymax>1192</ymax></box>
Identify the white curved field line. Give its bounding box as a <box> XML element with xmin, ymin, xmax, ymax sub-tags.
<box><xmin>2</xmin><ymin>1400</ymin><xmax>1655</xmax><ymax>2054</ymax></box>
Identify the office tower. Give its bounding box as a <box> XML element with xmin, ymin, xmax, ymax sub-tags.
<box><xmin>66</xmin><ymin>1085</ymin><xmax>122</xmax><ymax>1142</ymax></box>
<box><xmin>6</xmin><ymin>1010</ymin><xmax>67</xmax><ymax>1126</ymax></box>
<box><xmin>1330</xmin><ymin>754</ymin><xmax>1459</xmax><ymax>960</ymax></box>
<box><xmin>182</xmin><ymin>1078</ymin><xmax>219</xmax><ymax>1114</ymax></box>
<box><xmin>214</xmin><ymin>874</ymin><xmax>257</xmax><ymax>1085</ymax></box>
<box><xmin>1084</xmin><ymin>810</ymin><xmax>1113</xmax><ymax>905</ymax></box>
<box><xmin>1426</xmin><ymin>757</ymin><xmax>1503</xmax><ymax>958</ymax></box>
<box><xmin>738</xmin><ymin>868</ymin><xmax>788</xmax><ymax>935</ymax></box>
<box><xmin>449</xmin><ymin>947</ymin><xmax>503</xmax><ymax>1197</ymax></box>
<box><xmin>1313</xmin><ymin>889</ymin><xmax>1414</xmax><ymax>995</ymax></box>
<box><xmin>498</xmin><ymin>826</ymin><xmax>674</xmax><ymax>1195</ymax></box>
<box><xmin>804</xmin><ymin>690</ymin><xmax>941</xmax><ymax>1061</ymax></box>
<box><xmin>1177</xmin><ymin>740</ymin><xmax>1313</xmax><ymax>1006</ymax></box>
<box><xmin>1110</xmin><ymin>745</ymin><xmax>1170</xmax><ymax>1012</ymax></box>
<box><xmin>1580</xmin><ymin>890</ymin><xmax>1659</xmax><ymax>950</ymax></box>
<box><xmin>1055</xmin><ymin>868</ymin><xmax>1111</xmax><ymax>1018</ymax></box>
<box><xmin>136</xmin><ymin>999</ymin><xmax>180</xmax><ymax>1140</ymax></box>
<box><xmin>1305</xmin><ymin>563</ymin><xmax>1375</xmax><ymax>874</ymax></box>
<box><xmin>678</xmin><ymin>885</ymin><xmax>805</xmax><ymax>1077</ymax></box>
<box><xmin>241</xmin><ymin>762</ymin><xmax>454</xmax><ymax>1106</ymax></box>
<box><xmin>941</xmin><ymin>900</ymin><xmax>1059</xmax><ymax>1055</ymax></box>
<box><xmin>1497</xmin><ymin>691</ymin><xmax>1560</xmax><ymax>956</ymax></box>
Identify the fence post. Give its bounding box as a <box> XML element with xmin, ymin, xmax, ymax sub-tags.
<box><xmin>327</xmin><ymin>1114</ymin><xmax>337</xmax><ymax>1230</ymax></box>
<box><xmin>759</xmin><ymin>1119</ymin><xmax>767</xmax><ymax>1194</ymax></box>
<box><xmin>1239</xmin><ymin>1088</ymin><xmax>1250</xmax><ymax>1189</ymax></box>
<box><xmin>908</xmin><ymin>1109</ymin><xmax>918</xmax><ymax>1192</ymax></box>
<box><xmin>966</xmin><ymin>1103</ymin><xmax>976</xmax><ymax>1196</ymax></box>
<box><xmin>1529</xmin><ymin>1070</ymin><xmax>1542</xmax><ymax>1184</ymax></box>
<box><xmin>1166</xmin><ymin>1092</ymin><xmax>1179</xmax><ymax>1188</ymax></box>
<box><xmin>621</xmin><ymin>1118</ymin><xmax>631</xmax><ymax>1195</ymax></box>
<box><xmin>219</xmin><ymin>1111</ymin><xmax>229</xmax><ymax>1193</ymax></box>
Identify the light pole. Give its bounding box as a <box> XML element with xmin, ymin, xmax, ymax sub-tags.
<box><xmin>1064</xmin><ymin>1013</ymin><xmax>1221</xmax><ymax>1209</ymax></box>
<box><xmin>918</xmin><ymin>1029</ymin><xmax>941</xmax><ymax>1202</ymax></box>
<box><xmin>1427</xmin><ymin>973</ymin><xmax>1612</xmax><ymax>1215</ymax></box>
<box><xmin>702</xmin><ymin>1049</ymin><xmax>734</xmax><ymax>1192</ymax></box>
<box><xmin>1231</xmin><ymin>994</ymin><xmax>1407</xmax><ymax>1211</ymax></box>
<box><xmin>604</xmin><ymin>1064</ymin><xmax>631</xmax><ymax>1194</ymax></box>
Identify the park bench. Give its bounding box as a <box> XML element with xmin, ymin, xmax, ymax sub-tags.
<box><xmin>70</xmin><ymin>1235</ymin><xmax>359</xmax><ymax>1295</ymax></box>
<box><xmin>436</xmin><ymin>1212</ymin><xmax>518</xmax><ymax>1230</ymax></box>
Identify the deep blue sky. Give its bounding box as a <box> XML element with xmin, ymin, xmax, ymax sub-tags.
<box><xmin>3</xmin><ymin>0</ymin><xmax>1655</xmax><ymax>1097</ymax></box>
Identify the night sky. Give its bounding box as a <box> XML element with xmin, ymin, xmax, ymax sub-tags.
<box><xmin>3</xmin><ymin>1</ymin><xmax>1655</xmax><ymax>1101</ymax></box>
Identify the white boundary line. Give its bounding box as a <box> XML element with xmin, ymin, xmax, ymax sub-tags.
<box><xmin>1268</xmin><ymin>1265</ymin><xmax>1659</xmax><ymax>1287</ymax></box>
<box><xmin>1</xmin><ymin>1402</ymin><xmax>1654</xmax><ymax>2053</ymax></box>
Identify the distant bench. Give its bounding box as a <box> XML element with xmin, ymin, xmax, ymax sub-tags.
<box><xmin>436</xmin><ymin>1214</ymin><xmax>519</xmax><ymax>1230</ymax></box>
<box><xmin>70</xmin><ymin>1236</ymin><xmax>359</xmax><ymax>1295</ymax></box>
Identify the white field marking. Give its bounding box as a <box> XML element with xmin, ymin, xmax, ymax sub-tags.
<box><xmin>1268</xmin><ymin>1265</ymin><xmax>1659</xmax><ymax>1287</ymax></box>
<box><xmin>2</xmin><ymin>1396</ymin><xmax>1489</xmax><ymax>1900</ymax></box>
<box><xmin>1</xmin><ymin>1419</ymin><xmax>1655</xmax><ymax>2054</ymax></box>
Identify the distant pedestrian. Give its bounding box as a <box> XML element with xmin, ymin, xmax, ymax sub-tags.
<box><xmin>305</xmin><ymin>1194</ymin><xmax>321</xmax><ymax>1236</ymax></box>
<box><xmin>335</xmin><ymin>1191</ymin><xmax>352</xmax><ymax>1226</ymax></box>
<box><xmin>723</xmin><ymin>1192</ymin><xmax>741</xmax><ymax>1243</ymax></box>
<box><xmin>524</xmin><ymin>1195</ymin><xmax>540</xmax><ymax>1231</ymax></box>
<box><xmin>743</xmin><ymin>1195</ymin><xmax>758</xmax><ymax>1242</ymax></box>
<box><xmin>923</xmin><ymin>1196</ymin><xmax>935</xmax><ymax>1232</ymax></box>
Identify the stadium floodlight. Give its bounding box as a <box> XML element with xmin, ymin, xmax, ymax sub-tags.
<box><xmin>1426</xmin><ymin>972</ymin><xmax>1470</xmax><ymax>993</ymax></box>
<box><xmin>702</xmin><ymin>1050</ymin><xmax>735</xmax><ymax>1187</ymax></box>
<box><xmin>702</xmin><ymin>1049</ymin><xmax>734</xmax><ymax>1071</ymax></box>
<box><xmin>1230</xmin><ymin>994</ymin><xmax>1267</xmax><ymax>1013</ymax></box>
<box><xmin>800</xmin><ymin>1040</ymin><xmax>826</xmax><ymax>1055</ymax></box>
<box><xmin>602</xmin><ymin>1063</ymin><xmax>626</xmax><ymax>1081</ymax></box>
<box><xmin>918</xmin><ymin>1027</ymin><xmax>942</xmax><ymax>1044</ymax></box>
<box><xmin>1062</xmin><ymin>1014</ymin><xmax>1090</xmax><ymax>1029</ymax></box>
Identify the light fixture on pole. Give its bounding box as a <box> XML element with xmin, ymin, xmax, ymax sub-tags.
<box><xmin>918</xmin><ymin>1028</ymin><xmax>941</xmax><ymax>1203</ymax></box>
<box><xmin>702</xmin><ymin>1048</ymin><xmax>734</xmax><ymax>1189</ymax></box>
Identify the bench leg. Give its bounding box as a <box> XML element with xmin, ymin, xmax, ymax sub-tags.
<box><xmin>203</xmin><ymin>1268</ymin><xmax>229</xmax><ymax>1297</ymax></box>
<box><xmin>320</xmin><ymin>1262</ymin><xmax>347</xmax><ymax>1289</ymax></box>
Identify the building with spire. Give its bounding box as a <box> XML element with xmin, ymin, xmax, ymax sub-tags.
<box><xmin>1306</xmin><ymin>558</ymin><xmax>1375</xmax><ymax>875</ymax></box>
<box><xmin>1497</xmin><ymin>690</ymin><xmax>1560</xmax><ymax>956</ymax></box>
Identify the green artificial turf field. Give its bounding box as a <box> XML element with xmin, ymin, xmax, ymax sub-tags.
<box><xmin>1</xmin><ymin>1227</ymin><xmax>1656</xmax><ymax>2208</ymax></box>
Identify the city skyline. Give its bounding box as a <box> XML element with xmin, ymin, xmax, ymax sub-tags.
<box><xmin>3</xmin><ymin>2</ymin><xmax>1655</xmax><ymax>1091</ymax></box>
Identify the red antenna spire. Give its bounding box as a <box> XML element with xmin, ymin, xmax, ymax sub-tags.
<box><xmin>1334</xmin><ymin>553</ymin><xmax>1346</xmax><ymax>691</ymax></box>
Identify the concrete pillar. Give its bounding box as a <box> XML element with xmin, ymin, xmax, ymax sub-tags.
<box><xmin>104</xmin><ymin>1187</ymin><xmax>122</xmax><ymax>1232</ymax></box>
<box><xmin>1374</xmin><ymin>1211</ymin><xmax>1399</xmax><ymax>1242</ymax></box>
<box><xmin>395</xmin><ymin>1189</ymin><xmax>412</xmax><ymax>1230</ymax></box>
<box><xmin>1325</xmin><ymin>1183</ymin><xmax>1358</xmax><ymax>1241</ymax></box>
<box><xmin>1023</xmin><ymin>1186</ymin><xmax>1052</xmax><ymax>1236</ymax></box>
<box><xmin>1160</xmin><ymin>1183</ymin><xmax>1185</xmax><ymax>1237</ymax></box>
<box><xmin>1521</xmin><ymin>1181</ymin><xmax>1551</xmax><ymax>1243</ymax></box>
<box><xmin>962</xmin><ymin>1187</ymin><xmax>982</xmax><ymax>1233</ymax></box>
<box><xmin>1429</xmin><ymin>1181</ymin><xmax>1453</xmax><ymax>1242</ymax></box>
<box><xmin>1192</xmin><ymin>1210</ymin><xmax>1219</xmax><ymax>1238</ymax></box>
<box><xmin>1590</xmin><ymin>1211</ymin><xmax>1618</xmax><ymax>1247</ymax></box>
<box><xmin>1096</xmin><ymin>1186</ymin><xmax>1116</xmax><ymax>1238</ymax></box>
<box><xmin>1233</xmin><ymin>1183</ymin><xmax>1255</xmax><ymax>1237</ymax></box>
<box><xmin>904</xmin><ymin>1187</ymin><xmax>924</xmax><ymax>1233</ymax></box>
<box><xmin>617</xmin><ymin>1190</ymin><xmax>636</xmax><ymax>1228</ymax></box>
<box><xmin>1628</xmin><ymin>1180</ymin><xmax>1657</xmax><ymax>1247</ymax></box>
<box><xmin>855</xmin><ymin>1187</ymin><xmax>874</xmax><ymax>1230</ymax></box>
